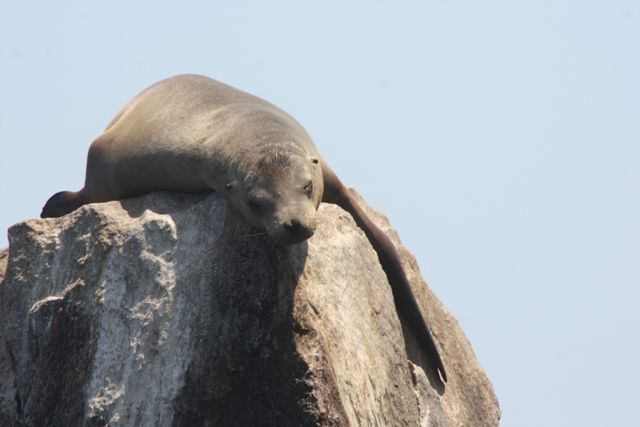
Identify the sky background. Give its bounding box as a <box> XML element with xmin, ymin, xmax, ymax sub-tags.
<box><xmin>1</xmin><ymin>1</ymin><xmax>638</xmax><ymax>425</ymax></box>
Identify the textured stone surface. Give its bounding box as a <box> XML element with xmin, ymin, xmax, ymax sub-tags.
<box><xmin>0</xmin><ymin>191</ymin><xmax>499</xmax><ymax>426</ymax></box>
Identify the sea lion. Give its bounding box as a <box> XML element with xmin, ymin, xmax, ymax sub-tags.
<box><xmin>41</xmin><ymin>74</ymin><xmax>447</xmax><ymax>386</ymax></box>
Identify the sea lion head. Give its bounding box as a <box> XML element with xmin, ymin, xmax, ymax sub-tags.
<box><xmin>230</xmin><ymin>147</ymin><xmax>323</xmax><ymax>245</ymax></box>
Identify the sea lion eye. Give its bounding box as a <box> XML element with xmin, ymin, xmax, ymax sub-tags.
<box><xmin>303</xmin><ymin>180</ymin><xmax>313</xmax><ymax>196</ymax></box>
<box><xmin>311</xmin><ymin>158</ymin><xmax>319</xmax><ymax>164</ymax></box>
<box><xmin>247</xmin><ymin>194</ymin><xmax>265</xmax><ymax>214</ymax></box>
<box><xmin>248</xmin><ymin>197</ymin><xmax>263</xmax><ymax>213</ymax></box>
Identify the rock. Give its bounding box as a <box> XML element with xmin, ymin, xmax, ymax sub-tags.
<box><xmin>0</xmin><ymin>191</ymin><xmax>499</xmax><ymax>426</ymax></box>
<box><xmin>0</xmin><ymin>248</ymin><xmax>7</xmax><ymax>284</ymax></box>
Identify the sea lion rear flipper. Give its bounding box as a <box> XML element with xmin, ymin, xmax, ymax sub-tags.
<box><xmin>41</xmin><ymin>190</ymin><xmax>86</xmax><ymax>218</ymax></box>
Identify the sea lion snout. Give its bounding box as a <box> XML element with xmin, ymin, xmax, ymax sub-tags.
<box><xmin>283</xmin><ymin>217</ymin><xmax>316</xmax><ymax>243</ymax></box>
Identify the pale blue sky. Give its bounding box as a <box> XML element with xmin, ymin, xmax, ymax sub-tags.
<box><xmin>1</xmin><ymin>1</ymin><xmax>638</xmax><ymax>425</ymax></box>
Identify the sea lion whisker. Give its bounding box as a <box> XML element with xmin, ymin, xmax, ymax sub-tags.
<box><xmin>240</xmin><ymin>231</ymin><xmax>269</xmax><ymax>239</ymax></box>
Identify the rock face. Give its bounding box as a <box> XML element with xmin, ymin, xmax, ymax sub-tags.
<box><xmin>0</xmin><ymin>191</ymin><xmax>499</xmax><ymax>426</ymax></box>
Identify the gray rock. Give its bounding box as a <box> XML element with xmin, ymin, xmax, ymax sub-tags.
<box><xmin>0</xmin><ymin>191</ymin><xmax>499</xmax><ymax>426</ymax></box>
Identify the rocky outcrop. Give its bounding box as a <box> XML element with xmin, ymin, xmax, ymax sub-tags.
<box><xmin>0</xmin><ymin>191</ymin><xmax>499</xmax><ymax>426</ymax></box>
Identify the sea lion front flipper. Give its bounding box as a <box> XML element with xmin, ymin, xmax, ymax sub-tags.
<box><xmin>321</xmin><ymin>163</ymin><xmax>447</xmax><ymax>387</ymax></box>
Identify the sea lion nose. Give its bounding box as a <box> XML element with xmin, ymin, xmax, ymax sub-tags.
<box><xmin>284</xmin><ymin>218</ymin><xmax>303</xmax><ymax>235</ymax></box>
<box><xmin>283</xmin><ymin>218</ymin><xmax>315</xmax><ymax>241</ymax></box>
